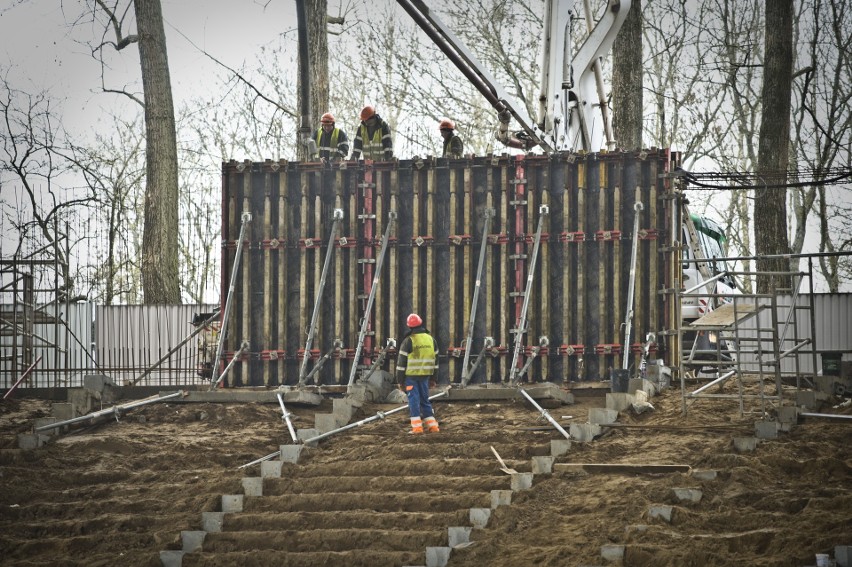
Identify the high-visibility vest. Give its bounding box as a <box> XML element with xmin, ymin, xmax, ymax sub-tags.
<box><xmin>359</xmin><ymin>124</ymin><xmax>385</xmax><ymax>160</ymax></box>
<box><xmin>406</xmin><ymin>333</ymin><xmax>437</xmax><ymax>376</ymax></box>
<box><xmin>315</xmin><ymin>128</ymin><xmax>340</xmax><ymax>158</ymax></box>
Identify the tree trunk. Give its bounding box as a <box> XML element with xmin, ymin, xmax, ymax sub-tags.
<box><xmin>297</xmin><ymin>0</ymin><xmax>330</xmax><ymax>160</ymax></box>
<box><xmin>612</xmin><ymin>0</ymin><xmax>643</xmax><ymax>150</ymax></box>
<box><xmin>136</xmin><ymin>0</ymin><xmax>181</xmax><ymax>303</ymax></box>
<box><xmin>754</xmin><ymin>0</ymin><xmax>793</xmax><ymax>293</ymax></box>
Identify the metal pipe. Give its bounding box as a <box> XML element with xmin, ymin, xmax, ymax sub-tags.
<box><xmin>347</xmin><ymin>211</ymin><xmax>397</xmax><ymax>387</ymax></box>
<box><xmin>362</xmin><ymin>338</ymin><xmax>396</xmax><ymax>382</ymax></box>
<box><xmin>461</xmin><ymin>208</ymin><xmax>494</xmax><ymax>386</ymax></box>
<box><xmin>304</xmin><ymin>339</ymin><xmax>343</xmax><ymax>384</ymax></box>
<box><xmin>518</xmin><ymin>387</ymin><xmax>570</xmax><ymax>440</ymax></box>
<box><xmin>509</xmin><ymin>204</ymin><xmax>549</xmax><ymax>384</ymax></box>
<box><xmin>799</xmin><ymin>412</ymin><xmax>852</xmax><ymax>422</ymax></box>
<box><xmin>3</xmin><ymin>355</ymin><xmax>42</xmax><ymax>400</ymax></box>
<box><xmin>690</xmin><ymin>370</ymin><xmax>737</xmax><ymax>395</ymax></box>
<box><xmin>276</xmin><ymin>393</ymin><xmax>299</xmax><ymax>443</ymax></box>
<box><xmin>299</xmin><ymin>210</ymin><xmax>344</xmax><ymax>385</ymax></box>
<box><xmin>622</xmin><ymin>201</ymin><xmax>644</xmax><ymax>370</ymax></box>
<box><xmin>211</xmin><ymin>342</ymin><xmax>248</xmax><ymax>390</ymax></box>
<box><xmin>464</xmin><ymin>337</ymin><xmax>495</xmax><ymax>386</ymax></box>
<box><xmin>34</xmin><ymin>391</ymin><xmax>184</xmax><ymax>433</ymax></box>
<box><xmin>239</xmin><ymin>390</ymin><xmax>449</xmax><ymax>469</ymax></box>
<box><xmin>212</xmin><ymin>212</ymin><xmax>251</xmax><ymax>387</ymax></box>
<box><xmin>295</xmin><ymin>0</ymin><xmax>314</xmax><ymax>157</ymax></box>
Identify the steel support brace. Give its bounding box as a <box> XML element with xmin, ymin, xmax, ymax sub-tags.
<box><xmin>622</xmin><ymin>201</ymin><xmax>644</xmax><ymax>370</ymax></box>
<box><xmin>460</xmin><ymin>208</ymin><xmax>494</xmax><ymax>386</ymax></box>
<box><xmin>509</xmin><ymin>204</ymin><xmax>549</xmax><ymax>384</ymax></box>
<box><xmin>518</xmin><ymin>387</ymin><xmax>570</xmax><ymax>440</ymax></box>
<box><xmin>276</xmin><ymin>393</ymin><xmax>299</xmax><ymax>443</ymax></box>
<box><xmin>299</xmin><ymin>209</ymin><xmax>344</xmax><ymax>385</ymax></box>
<box><xmin>238</xmin><ymin>390</ymin><xmax>449</xmax><ymax>469</ymax></box>
<box><xmin>348</xmin><ymin>211</ymin><xmax>398</xmax><ymax>387</ymax></box>
<box><xmin>211</xmin><ymin>342</ymin><xmax>249</xmax><ymax>390</ymax></box>
<box><xmin>35</xmin><ymin>391</ymin><xmax>185</xmax><ymax>433</ymax></box>
<box><xmin>212</xmin><ymin>211</ymin><xmax>251</xmax><ymax>387</ymax></box>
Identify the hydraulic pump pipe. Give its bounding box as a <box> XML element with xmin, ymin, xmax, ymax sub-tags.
<box><xmin>212</xmin><ymin>212</ymin><xmax>251</xmax><ymax>387</ymax></box>
<box><xmin>35</xmin><ymin>391</ymin><xmax>184</xmax><ymax>433</ymax></box>
<box><xmin>509</xmin><ymin>205</ymin><xmax>549</xmax><ymax>384</ymax></box>
<box><xmin>460</xmin><ymin>208</ymin><xmax>494</xmax><ymax>387</ymax></box>
<box><xmin>518</xmin><ymin>387</ymin><xmax>571</xmax><ymax>441</ymax></box>
<box><xmin>622</xmin><ymin>201</ymin><xmax>644</xmax><ymax>370</ymax></box>
<box><xmin>238</xmin><ymin>390</ymin><xmax>449</xmax><ymax>469</ymax></box>
<box><xmin>3</xmin><ymin>355</ymin><xmax>42</xmax><ymax>400</ymax></box>
<box><xmin>347</xmin><ymin>211</ymin><xmax>397</xmax><ymax>387</ymax></box>
<box><xmin>304</xmin><ymin>340</ymin><xmax>343</xmax><ymax>384</ymax></box>
<box><xmin>276</xmin><ymin>393</ymin><xmax>299</xmax><ymax>443</ymax></box>
<box><xmin>363</xmin><ymin>338</ymin><xmax>397</xmax><ymax>382</ymax></box>
<box><xmin>463</xmin><ymin>337</ymin><xmax>495</xmax><ymax>386</ymax></box>
<box><xmin>299</xmin><ymin>209</ymin><xmax>344</xmax><ymax>385</ymax></box>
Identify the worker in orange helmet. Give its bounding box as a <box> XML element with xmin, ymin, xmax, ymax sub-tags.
<box><xmin>395</xmin><ymin>313</ymin><xmax>440</xmax><ymax>434</ymax></box>
<box><xmin>439</xmin><ymin>118</ymin><xmax>464</xmax><ymax>158</ymax></box>
<box><xmin>313</xmin><ymin>112</ymin><xmax>349</xmax><ymax>163</ymax></box>
<box><xmin>351</xmin><ymin>105</ymin><xmax>394</xmax><ymax>161</ymax></box>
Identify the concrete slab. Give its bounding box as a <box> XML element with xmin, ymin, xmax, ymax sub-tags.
<box><xmin>314</xmin><ymin>413</ymin><xmax>340</xmax><ymax>434</ymax></box>
<box><xmin>221</xmin><ymin>494</ymin><xmax>243</xmax><ymax>513</ymax></box>
<box><xmin>426</xmin><ymin>546</ymin><xmax>450</xmax><ymax>567</ymax></box>
<box><xmin>601</xmin><ymin>544</ymin><xmax>625</xmax><ymax>562</ymax></box>
<box><xmin>777</xmin><ymin>406</ymin><xmax>799</xmax><ymax>425</ymax></box>
<box><xmin>835</xmin><ymin>544</ymin><xmax>851</xmax><ymax>567</ymax></box>
<box><xmin>241</xmin><ymin>477</ymin><xmax>262</xmax><ymax>496</ymax></box>
<box><xmin>589</xmin><ymin>408</ymin><xmax>619</xmax><ymax>425</ymax></box>
<box><xmin>796</xmin><ymin>391</ymin><xmax>817</xmax><ymax>410</ymax></box>
<box><xmin>690</xmin><ymin>469</ymin><xmax>717</xmax><ymax>481</ymax></box>
<box><xmin>605</xmin><ymin>393</ymin><xmax>634</xmax><ymax>413</ymax></box>
<box><xmin>647</xmin><ymin>505</ymin><xmax>673</xmax><ymax>523</ymax></box>
<box><xmin>470</xmin><ymin>508</ymin><xmax>491</xmax><ymax>528</ymax></box>
<box><xmin>51</xmin><ymin>402</ymin><xmax>76</xmax><ymax>421</ymax></box>
<box><xmin>733</xmin><ymin>437</ymin><xmax>758</xmax><ymax>452</ymax></box>
<box><xmin>672</xmin><ymin>488</ymin><xmax>702</xmax><ymax>503</ymax></box>
<box><xmin>629</xmin><ymin>378</ymin><xmax>657</xmax><ymax>397</ymax></box>
<box><xmin>510</xmin><ymin>472</ymin><xmax>534</xmax><ymax>491</ymax></box>
<box><xmin>569</xmin><ymin>423</ymin><xmax>602</xmax><ymax>442</ymax></box>
<box><xmin>448</xmin><ymin>526</ymin><xmax>471</xmax><ymax>547</ymax></box>
<box><xmin>66</xmin><ymin>390</ymin><xmax>92</xmax><ymax>415</ymax></box>
<box><xmin>551</xmin><ymin>439</ymin><xmax>571</xmax><ymax>456</ymax></box>
<box><xmin>333</xmin><ymin>398</ymin><xmax>357</xmax><ymax>422</ymax></box>
<box><xmin>33</xmin><ymin>417</ymin><xmax>59</xmax><ymax>435</ymax></box>
<box><xmin>754</xmin><ymin>421</ymin><xmax>779</xmax><ymax>439</ymax></box>
<box><xmin>17</xmin><ymin>433</ymin><xmax>47</xmax><ymax>450</ymax></box>
<box><xmin>201</xmin><ymin>512</ymin><xmax>224</xmax><ymax>533</ymax></box>
<box><xmin>159</xmin><ymin>550</ymin><xmax>184</xmax><ymax>567</ymax></box>
<box><xmin>260</xmin><ymin>461</ymin><xmax>283</xmax><ymax>479</ymax></box>
<box><xmin>181</xmin><ymin>530</ymin><xmax>205</xmax><ymax>553</ymax></box>
<box><xmin>490</xmin><ymin>490</ymin><xmax>512</xmax><ymax>509</ymax></box>
<box><xmin>531</xmin><ymin>456</ymin><xmax>555</xmax><ymax>475</ymax></box>
<box><xmin>279</xmin><ymin>444</ymin><xmax>304</xmax><ymax>463</ymax></box>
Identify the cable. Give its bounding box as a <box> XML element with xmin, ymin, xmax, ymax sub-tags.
<box><xmin>676</xmin><ymin>166</ymin><xmax>852</xmax><ymax>190</ymax></box>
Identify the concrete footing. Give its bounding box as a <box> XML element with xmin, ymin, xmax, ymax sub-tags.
<box><xmin>836</xmin><ymin>544</ymin><xmax>852</xmax><ymax>567</ymax></box>
<box><xmin>160</xmin><ymin>550</ymin><xmax>184</xmax><ymax>567</ymax></box>
<box><xmin>221</xmin><ymin>495</ymin><xmax>243</xmax><ymax>513</ymax></box>
<box><xmin>448</xmin><ymin>526</ymin><xmax>471</xmax><ymax>547</ymax></box>
<box><xmin>569</xmin><ymin>423</ymin><xmax>602</xmax><ymax>442</ymax></box>
<box><xmin>601</xmin><ymin>544</ymin><xmax>625</xmax><ymax>562</ymax></box>
<box><xmin>279</xmin><ymin>444</ymin><xmax>304</xmax><ymax>463</ymax></box>
<box><xmin>260</xmin><ymin>460</ymin><xmax>283</xmax><ymax>479</ymax></box>
<box><xmin>605</xmin><ymin>393</ymin><xmax>634</xmax><ymax>412</ymax></box>
<box><xmin>550</xmin><ymin>439</ymin><xmax>571</xmax><ymax>456</ymax></box>
<box><xmin>181</xmin><ymin>530</ymin><xmax>205</xmax><ymax>552</ymax></box>
<box><xmin>510</xmin><ymin>472</ymin><xmax>533</xmax><ymax>491</ymax></box>
<box><xmin>690</xmin><ymin>469</ymin><xmax>717</xmax><ymax>481</ymax></box>
<box><xmin>201</xmin><ymin>512</ymin><xmax>224</xmax><ymax>533</ymax></box>
<box><xmin>647</xmin><ymin>505</ymin><xmax>673</xmax><ymax>522</ymax></box>
<box><xmin>672</xmin><ymin>488</ymin><xmax>702</xmax><ymax>504</ymax></box>
<box><xmin>241</xmin><ymin>477</ymin><xmax>262</xmax><ymax>496</ymax></box>
<box><xmin>754</xmin><ymin>420</ymin><xmax>779</xmax><ymax>439</ymax></box>
<box><xmin>491</xmin><ymin>490</ymin><xmax>512</xmax><ymax>508</ymax></box>
<box><xmin>470</xmin><ymin>507</ymin><xmax>491</xmax><ymax>528</ymax></box>
<box><xmin>733</xmin><ymin>437</ymin><xmax>758</xmax><ymax>452</ymax></box>
<box><xmin>531</xmin><ymin>456</ymin><xmax>555</xmax><ymax>474</ymax></box>
<box><xmin>297</xmin><ymin>428</ymin><xmax>320</xmax><ymax>446</ymax></box>
<box><xmin>426</xmin><ymin>546</ymin><xmax>451</xmax><ymax>567</ymax></box>
<box><xmin>589</xmin><ymin>408</ymin><xmax>619</xmax><ymax>425</ymax></box>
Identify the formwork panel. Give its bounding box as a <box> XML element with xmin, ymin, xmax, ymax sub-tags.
<box><xmin>221</xmin><ymin>152</ymin><xmax>675</xmax><ymax>386</ymax></box>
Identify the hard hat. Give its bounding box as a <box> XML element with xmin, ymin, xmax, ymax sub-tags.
<box><xmin>406</xmin><ymin>313</ymin><xmax>423</xmax><ymax>328</ymax></box>
<box><xmin>360</xmin><ymin>105</ymin><xmax>376</xmax><ymax>121</ymax></box>
<box><xmin>321</xmin><ymin>112</ymin><xmax>335</xmax><ymax>124</ymax></box>
<box><xmin>439</xmin><ymin>118</ymin><xmax>455</xmax><ymax>131</ymax></box>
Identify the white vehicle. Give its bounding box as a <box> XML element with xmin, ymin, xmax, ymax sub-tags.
<box><xmin>681</xmin><ymin>213</ymin><xmax>738</xmax><ymax>322</ymax></box>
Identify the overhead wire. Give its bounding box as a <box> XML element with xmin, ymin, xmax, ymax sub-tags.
<box><xmin>676</xmin><ymin>166</ymin><xmax>852</xmax><ymax>190</ymax></box>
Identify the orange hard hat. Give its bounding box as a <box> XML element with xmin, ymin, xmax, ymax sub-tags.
<box><xmin>439</xmin><ymin>118</ymin><xmax>455</xmax><ymax>130</ymax></box>
<box><xmin>321</xmin><ymin>112</ymin><xmax>335</xmax><ymax>124</ymax></box>
<box><xmin>360</xmin><ymin>105</ymin><xmax>376</xmax><ymax>121</ymax></box>
<box><xmin>406</xmin><ymin>313</ymin><xmax>423</xmax><ymax>328</ymax></box>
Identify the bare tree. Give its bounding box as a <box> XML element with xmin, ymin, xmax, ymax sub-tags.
<box><xmin>754</xmin><ymin>0</ymin><xmax>793</xmax><ymax>292</ymax></box>
<box><xmin>612</xmin><ymin>0</ymin><xmax>643</xmax><ymax>150</ymax></box>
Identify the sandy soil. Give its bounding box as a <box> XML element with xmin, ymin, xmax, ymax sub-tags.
<box><xmin>0</xmin><ymin>380</ymin><xmax>850</xmax><ymax>567</ymax></box>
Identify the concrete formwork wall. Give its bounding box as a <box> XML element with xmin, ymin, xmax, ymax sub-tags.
<box><xmin>220</xmin><ymin>150</ymin><xmax>678</xmax><ymax>387</ymax></box>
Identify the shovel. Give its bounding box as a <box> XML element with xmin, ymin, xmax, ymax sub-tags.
<box><xmin>490</xmin><ymin>445</ymin><xmax>517</xmax><ymax>475</ymax></box>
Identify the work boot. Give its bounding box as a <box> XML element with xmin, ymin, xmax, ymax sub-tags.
<box><xmin>424</xmin><ymin>416</ymin><xmax>440</xmax><ymax>433</ymax></box>
<box><xmin>410</xmin><ymin>416</ymin><xmax>424</xmax><ymax>434</ymax></box>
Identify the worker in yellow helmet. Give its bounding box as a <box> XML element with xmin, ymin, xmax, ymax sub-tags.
<box><xmin>395</xmin><ymin>313</ymin><xmax>440</xmax><ymax>434</ymax></box>
<box><xmin>313</xmin><ymin>112</ymin><xmax>349</xmax><ymax>163</ymax></box>
<box><xmin>351</xmin><ymin>105</ymin><xmax>394</xmax><ymax>161</ymax></box>
<box><xmin>439</xmin><ymin>118</ymin><xmax>463</xmax><ymax>158</ymax></box>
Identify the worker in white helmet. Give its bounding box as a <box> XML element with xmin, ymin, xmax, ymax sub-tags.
<box><xmin>314</xmin><ymin>112</ymin><xmax>349</xmax><ymax>163</ymax></box>
<box><xmin>395</xmin><ymin>313</ymin><xmax>440</xmax><ymax>434</ymax></box>
<box><xmin>439</xmin><ymin>118</ymin><xmax>463</xmax><ymax>158</ymax></box>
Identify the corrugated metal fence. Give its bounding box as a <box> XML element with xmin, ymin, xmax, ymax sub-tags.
<box><xmin>0</xmin><ymin>303</ymin><xmax>217</xmax><ymax>389</ymax></box>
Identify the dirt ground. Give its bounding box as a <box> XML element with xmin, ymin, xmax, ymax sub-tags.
<box><xmin>0</xmin><ymin>379</ymin><xmax>850</xmax><ymax>567</ymax></box>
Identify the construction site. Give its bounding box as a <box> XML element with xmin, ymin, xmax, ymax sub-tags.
<box><xmin>2</xmin><ymin>0</ymin><xmax>852</xmax><ymax>566</ymax></box>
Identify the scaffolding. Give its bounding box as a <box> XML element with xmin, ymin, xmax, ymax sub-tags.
<box><xmin>677</xmin><ymin>259</ymin><xmax>819</xmax><ymax>417</ymax></box>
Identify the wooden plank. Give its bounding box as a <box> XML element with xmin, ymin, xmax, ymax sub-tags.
<box><xmin>348</xmin><ymin>180</ymin><xmax>358</xmax><ymax>372</ymax></box>
<box><xmin>375</xmin><ymin>175</ymin><xmax>385</xmax><ymax>350</ymax></box>
<box><xmin>598</xmin><ymin>161</ymin><xmax>607</xmax><ymax>358</ymax></box>
<box><xmin>449</xmin><ymin>168</ymin><xmax>458</xmax><ymax>380</ymax></box>
<box><xmin>634</xmin><ymin>184</ymin><xmax>645</xmax><ymax>363</ymax></box>
<box><xmin>689</xmin><ymin>302</ymin><xmax>759</xmax><ymax>329</ymax></box>
<box><xmin>389</xmin><ymin>188</ymin><xmax>398</xmax><ymax>376</ymax></box>
<box><xmin>263</xmin><ymin>173</ymin><xmax>273</xmax><ymax>387</ymax></box>
<box><xmin>278</xmin><ymin>175</ymin><xmax>287</xmax><ymax>386</ymax></box>
<box><xmin>485</xmin><ymin>167</ymin><xmax>495</xmax><ymax>382</ymax></box>
<box><xmin>426</xmin><ymin>168</ymin><xmax>435</xmax><ymax>332</ymax></box>
<box><xmin>499</xmin><ymin>162</ymin><xmax>509</xmax><ymax>382</ymax></box>
<box><xmin>562</xmin><ymin>162</ymin><xmax>572</xmax><ymax>381</ymax></box>
<box><xmin>554</xmin><ymin>463</ymin><xmax>692</xmax><ymax>474</ymax></box>
<box><xmin>463</xmin><ymin>167</ymin><xmax>472</xmax><ymax>377</ymax></box>
<box><xmin>240</xmin><ymin>192</ymin><xmax>251</xmax><ymax>387</ymax></box>
<box><xmin>299</xmin><ymin>174</ymin><xmax>309</xmax><ymax>375</ymax></box>
<box><xmin>334</xmin><ymin>191</ymin><xmax>344</xmax><ymax>382</ymax></box>
<box><xmin>577</xmin><ymin>163</ymin><xmax>586</xmax><ymax>372</ymax></box>
<box><xmin>412</xmin><ymin>171</ymin><xmax>421</xmax><ymax>316</ymax></box>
